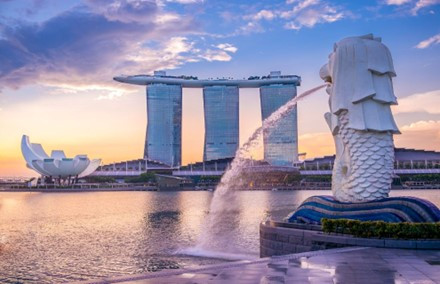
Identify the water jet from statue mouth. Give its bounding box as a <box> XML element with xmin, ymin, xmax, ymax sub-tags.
<box><xmin>195</xmin><ymin>84</ymin><xmax>328</xmax><ymax>254</ymax></box>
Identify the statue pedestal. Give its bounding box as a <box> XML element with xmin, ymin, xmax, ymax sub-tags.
<box><xmin>260</xmin><ymin>220</ymin><xmax>440</xmax><ymax>257</ymax></box>
<box><xmin>286</xmin><ymin>195</ymin><xmax>440</xmax><ymax>224</ymax></box>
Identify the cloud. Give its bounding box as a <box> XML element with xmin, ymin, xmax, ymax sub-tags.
<box><xmin>200</xmin><ymin>50</ymin><xmax>231</xmax><ymax>61</ymax></box>
<box><xmin>216</xmin><ymin>43</ymin><xmax>237</xmax><ymax>53</ymax></box>
<box><xmin>411</xmin><ymin>0</ymin><xmax>440</xmax><ymax>14</ymax></box>
<box><xmin>247</xmin><ymin>9</ymin><xmax>276</xmax><ymax>21</ymax></box>
<box><xmin>84</xmin><ymin>0</ymin><xmax>158</xmax><ymax>23</ymax></box>
<box><xmin>200</xmin><ymin>43</ymin><xmax>238</xmax><ymax>61</ymax></box>
<box><xmin>164</xmin><ymin>0</ymin><xmax>203</xmax><ymax>3</ymax></box>
<box><xmin>227</xmin><ymin>0</ymin><xmax>346</xmax><ymax>36</ymax></box>
<box><xmin>400</xmin><ymin>120</ymin><xmax>440</xmax><ymax>131</ymax></box>
<box><xmin>0</xmin><ymin>3</ymin><xmax>238</xmax><ymax>92</ymax></box>
<box><xmin>164</xmin><ymin>36</ymin><xmax>194</xmax><ymax>54</ymax></box>
<box><xmin>298</xmin><ymin>120</ymin><xmax>440</xmax><ymax>158</ymax></box>
<box><xmin>395</xmin><ymin>120</ymin><xmax>440</xmax><ymax>151</ymax></box>
<box><xmin>85</xmin><ymin>0</ymin><xmax>184</xmax><ymax>25</ymax></box>
<box><xmin>126</xmin><ymin>36</ymin><xmax>237</xmax><ymax>65</ymax></box>
<box><xmin>219</xmin><ymin>11</ymin><xmax>239</xmax><ymax>22</ymax></box>
<box><xmin>155</xmin><ymin>12</ymin><xmax>181</xmax><ymax>24</ymax></box>
<box><xmin>281</xmin><ymin>0</ymin><xmax>345</xmax><ymax>30</ymax></box>
<box><xmin>383</xmin><ymin>0</ymin><xmax>440</xmax><ymax>14</ymax></box>
<box><xmin>385</xmin><ymin>0</ymin><xmax>412</xmax><ymax>5</ymax></box>
<box><xmin>240</xmin><ymin>21</ymin><xmax>265</xmax><ymax>34</ymax></box>
<box><xmin>96</xmin><ymin>92</ymin><xmax>124</xmax><ymax>100</ymax></box>
<box><xmin>415</xmin><ymin>33</ymin><xmax>440</xmax><ymax>49</ymax></box>
<box><xmin>298</xmin><ymin>132</ymin><xmax>335</xmax><ymax>158</ymax></box>
<box><xmin>45</xmin><ymin>82</ymin><xmax>135</xmax><ymax>100</ymax></box>
<box><xmin>239</xmin><ymin>10</ymin><xmax>276</xmax><ymax>34</ymax></box>
<box><xmin>286</xmin><ymin>0</ymin><xmax>320</xmax><ymax>12</ymax></box>
<box><xmin>394</xmin><ymin>90</ymin><xmax>440</xmax><ymax>114</ymax></box>
<box><xmin>0</xmin><ymin>7</ymin><xmax>196</xmax><ymax>89</ymax></box>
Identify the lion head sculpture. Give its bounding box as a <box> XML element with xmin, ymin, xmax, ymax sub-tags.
<box><xmin>320</xmin><ymin>34</ymin><xmax>400</xmax><ymax>135</ymax></box>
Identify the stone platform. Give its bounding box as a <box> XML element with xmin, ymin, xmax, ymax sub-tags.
<box><xmin>73</xmin><ymin>247</ymin><xmax>440</xmax><ymax>284</ymax></box>
<box><xmin>260</xmin><ymin>220</ymin><xmax>440</xmax><ymax>257</ymax></box>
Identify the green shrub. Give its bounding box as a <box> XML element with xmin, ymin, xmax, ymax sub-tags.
<box><xmin>285</xmin><ymin>174</ymin><xmax>302</xmax><ymax>183</ymax></box>
<box><xmin>303</xmin><ymin>175</ymin><xmax>331</xmax><ymax>182</ymax></box>
<box><xmin>199</xmin><ymin>175</ymin><xmax>221</xmax><ymax>182</ymax></box>
<box><xmin>321</xmin><ymin>218</ymin><xmax>440</xmax><ymax>239</ymax></box>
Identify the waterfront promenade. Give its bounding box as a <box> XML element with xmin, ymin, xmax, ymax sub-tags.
<box><xmin>76</xmin><ymin>247</ymin><xmax>440</xmax><ymax>284</ymax></box>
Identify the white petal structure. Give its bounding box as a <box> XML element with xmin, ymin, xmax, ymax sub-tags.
<box><xmin>78</xmin><ymin>159</ymin><xmax>102</xmax><ymax>178</ymax></box>
<box><xmin>21</xmin><ymin>135</ymin><xmax>101</xmax><ymax>178</ymax></box>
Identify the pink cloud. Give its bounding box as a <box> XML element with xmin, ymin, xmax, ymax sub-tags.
<box><xmin>395</xmin><ymin>120</ymin><xmax>440</xmax><ymax>151</ymax></box>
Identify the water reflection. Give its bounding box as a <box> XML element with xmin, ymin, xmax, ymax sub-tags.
<box><xmin>297</xmin><ymin>250</ymin><xmax>401</xmax><ymax>283</ymax></box>
<box><xmin>147</xmin><ymin>210</ymin><xmax>181</xmax><ymax>226</ymax></box>
<box><xmin>0</xmin><ymin>190</ymin><xmax>438</xmax><ymax>283</ymax></box>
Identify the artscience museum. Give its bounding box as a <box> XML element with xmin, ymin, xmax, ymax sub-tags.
<box><xmin>21</xmin><ymin>135</ymin><xmax>101</xmax><ymax>184</ymax></box>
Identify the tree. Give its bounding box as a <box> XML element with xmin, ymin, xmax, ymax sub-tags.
<box><xmin>84</xmin><ymin>176</ymin><xmax>116</xmax><ymax>183</ymax></box>
<box><xmin>125</xmin><ymin>172</ymin><xmax>156</xmax><ymax>183</ymax></box>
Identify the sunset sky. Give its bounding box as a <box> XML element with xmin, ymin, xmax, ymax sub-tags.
<box><xmin>0</xmin><ymin>0</ymin><xmax>439</xmax><ymax>177</ymax></box>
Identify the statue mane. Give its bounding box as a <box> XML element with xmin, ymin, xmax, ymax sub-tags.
<box><xmin>326</xmin><ymin>34</ymin><xmax>400</xmax><ymax>134</ymax></box>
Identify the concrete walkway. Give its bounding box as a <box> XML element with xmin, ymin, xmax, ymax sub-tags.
<box><xmin>77</xmin><ymin>247</ymin><xmax>440</xmax><ymax>284</ymax></box>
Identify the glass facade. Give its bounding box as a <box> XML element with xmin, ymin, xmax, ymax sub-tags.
<box><xmin>260</xmin><ymin>84</ymin><xmax>298</xmax><ymax>166</ymax></box>
<box><xmin>145</xmin><ymin>84</ymin><xmax>182</xmax><ymax>167</ymax></box>
<box><xmin>203</xmin><ymin>86</ymin><xmax>239</xmax><ymax>161</ymax></box>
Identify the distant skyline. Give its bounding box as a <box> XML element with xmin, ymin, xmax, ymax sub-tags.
<box><xmin>1</xmin><ymin>0</ymin><xmax>439</xmax><ymax>177</ymax></box>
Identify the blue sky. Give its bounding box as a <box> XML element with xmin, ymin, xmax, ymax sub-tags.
<box><xmin>0</xmin><ymin>0</ymin><xmax>439</xmax><ymax>176</ymax></box>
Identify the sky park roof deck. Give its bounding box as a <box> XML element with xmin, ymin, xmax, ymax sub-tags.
<box><xmin>113</xmin><ymin>70</ymin><xmax>301</xmax><ymax>88</ymax></box>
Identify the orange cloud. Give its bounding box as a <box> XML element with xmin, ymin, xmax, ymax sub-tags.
<box><xmin>394</xmin><ymin>90</ymin><xmax>440</xmax><ymax>114</ymax></box>
<box><xmin>298</xmin><ymin>120</ymin><xmax>440</xmax><ymax>160</ymax></box>
<box><xmin>395</xmin><ymin>120</ymin><xmax>440</xmax><ymax>151</ymax></box>
<box><xmin>298</xmin><ymin>132</ymin><xmax>334</xmax><ymax>159</ymax></box>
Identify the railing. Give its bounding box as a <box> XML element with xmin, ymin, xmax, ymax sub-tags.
<box><xmin>91</xmin><ymin>170</ymin><xmax>144</xmax><ymax>176</ymax></box>
<box><xmin>300</xmin><ymin>170</ymin><xmax>332</xmax><ymax>175</ymax></box>
<box><xmin>89</xmin><ymin>168</ymin><xmax>440</xmax><ymax>177</ymax></box>
<box><xmin>394</xmin><ymin>169</ymin><xmax>440</xmax><ymax>174</ymax></box>
<box><xmin>173</xmin><ymin>170</ymin><xmax>225</xmax><ymax>176</ymax></box>
<box><xmin>3</xmin><ymin>183</ymin><xmax>157</xmax><ymax>191</ymax></box>
<box><xmin>300</xmin><ymin>169</ymin><xmax>440</xmax><ymax>175</ymax></box>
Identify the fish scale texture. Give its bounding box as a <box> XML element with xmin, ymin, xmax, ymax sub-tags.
<box><xmin>333</xmin><ymin>111</ymin><xmax>394</xmax><ymax>202</ymax></box>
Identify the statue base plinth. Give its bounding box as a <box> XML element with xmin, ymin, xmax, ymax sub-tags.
<box><xmin>286</xmin><ymin>195</ymin><xmax>440</xmax><ymax>224</ymax></box>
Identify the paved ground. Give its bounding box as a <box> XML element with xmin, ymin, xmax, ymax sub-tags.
<box><xmin>79</xmin><ymin>247</ymin><xmax>440</xmax><ymax>284</ymax></box>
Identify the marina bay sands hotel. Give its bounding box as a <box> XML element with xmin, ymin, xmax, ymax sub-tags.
<box><xmin>114</xmin><ymin>71</ymin><xmax>301</xmax><ymax>168</ymax></box>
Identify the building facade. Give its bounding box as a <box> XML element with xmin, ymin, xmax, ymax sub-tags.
<box><xmin>145</xmin><ymin>84</ymin><xmax>182</xmax><ymax>167</ymax></box>
<box><xmin>114</xmin><ymin>71</ymin><xmax>301</xmax><ymax>167</ymax></box>
<box><xmin>260</xmin><ymin>84</ymin><xmax>298</xmax><ymax>166</ymax></box>
<box><xmin>203</xmin><ymin>86</ymin><xmax>239</xmax><ymax>161</ymax></box>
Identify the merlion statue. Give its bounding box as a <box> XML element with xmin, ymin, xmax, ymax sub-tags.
<box><xmin>320</xmin><ymin>34</ymin><xmax>400</xmax><ymax>203</ymax></box>
<box><xmin>286</xmin><ymin>34</ymin><xmax>440</xmax><ymax>224</ymax></box>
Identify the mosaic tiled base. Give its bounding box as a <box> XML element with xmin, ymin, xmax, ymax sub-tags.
<box><xmin>287</xmin><ymin>195</ymin><xmax>440</xmax><ymax>224</ymax></box>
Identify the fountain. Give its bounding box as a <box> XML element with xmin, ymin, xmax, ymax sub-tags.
<box><xmin>189</xmin><ymin>84</ymin><xmax>327</xmax><ymax>256</ymax></box>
